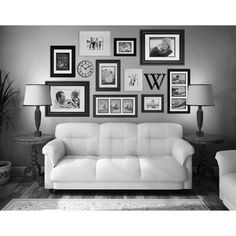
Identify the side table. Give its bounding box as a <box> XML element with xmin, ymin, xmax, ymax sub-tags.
<box><xmin>14</xmin><ymin>134</ymin><xmax>54</xmax><ymax>185</ymax></box>
<box><xmin>184</xmin><ymin>134</ymin><xmax>224</xmax><ymax>184</ymax></box>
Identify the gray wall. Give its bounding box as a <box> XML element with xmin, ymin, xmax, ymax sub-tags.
<box><xmin>0</xmin><ymin>26</ymin><xmax>236</xmax><ymax>168</ymax></box>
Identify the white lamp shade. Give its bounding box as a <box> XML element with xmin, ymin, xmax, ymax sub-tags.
<box><xmin>23</xmin><ymin>84</ymin><xmax>52</xmax><ymax>106</ymax></box>
<box><xmin>187</xmin><ymin>84</ymin><xmax>214</xmax><ymax>106</ymax></box>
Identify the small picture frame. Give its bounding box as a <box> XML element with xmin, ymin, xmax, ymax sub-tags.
<box><xmin>140</xmin><ymin>29</ymin><xmax>184</xmax><ymax>65</ymax></box>
<box><xmin>124</xmin><ymin>69</ymin><xmax>143</xmax><ymax>91</ymax></box>
<box><xmin>167</xmin><ymin>69</ymin><xmax>190</xmax><ymax>113</ymax></box>
<box><xmin>79</xmin><ymin>31</ymin><xmax>110</xmax><ymax>56</ymax></box>
<box><xmin>93</xmin><ymin>95</ymin><xmax>137</xmax><ymax>117</ymax></box>
<box><xmin>114</xmin><ymin>38</ymin><xmax>136</xmax><ymax>56</ymax></box>
<box><xmin>96</xmin><ymin>60</ymin><xmax>121</xmax><ymax>91</ymax></box>
<box><xmin>50</xmin><ymin>46</ymin><xmax>75</xmax><ymax>77</ymax></box>
<box><xmin>142</xmin><ymin>94</ymin><xmax>164</xmax><ymax>113</ymax></box>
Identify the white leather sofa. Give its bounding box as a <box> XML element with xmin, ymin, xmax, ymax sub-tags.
<box><xmin>216</xmin><ymin>150</ymin><xmax>236</xmax><ymax>210</ymax></box>
<box><xmin>42</xmin><ymin>123</ymin><xmax>194</xmax><ymax>190</ymax></box>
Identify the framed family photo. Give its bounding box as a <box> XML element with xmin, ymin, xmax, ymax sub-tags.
<box><xmin>50</xmin><ymin>46</ymin><xmax>75</xmax><ymax>77</ymax></box>
<box><xmin>45</xmin><ymin>81</ymin><xmax>90</xmax><ymax>116</ymax></box>
<box><xmin>79</xmin><ymin>31</ymin><xmax>110</xmax><ymax>56</ymax></box>
<box><xmin>96</xmin><ymin>60</ymin><xmax>121</xmax><ymax>91</ymax></box>
<box><xmin>114</xmin><ymin>38</ymin><xmax>136</xmax><ymax>56</ymax></box>
<box><xmin>142</xmin><ymin>94</ymin><xmax>164</xmax><ymax>113</ymax></box>
<box><xmin>93</xmin><ymin>95</ymin><xmax>137</xmax><ymax>117</ymax></box>
<box><xmin>124</xmin><ymin>69</ymin><xmax>143</xmax><ymax>91</ymax></box>
<box><xmin>140</xmin><ymin>29</ymin><xmax>185</xmax><ymax>65</ymax></box>
<box><xmin>167</xmin><ymin>69</ymin><xmax>190</xmax><ymax>113</ymax></box>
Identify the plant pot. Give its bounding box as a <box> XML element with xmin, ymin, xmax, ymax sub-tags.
<box><xmin>0</xmin><ymin>161</ymin><xmax>12</xmax><ymax>185</ymax></box>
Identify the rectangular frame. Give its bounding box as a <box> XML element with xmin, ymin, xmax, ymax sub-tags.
<box><xmin>114</xmin><ymin>38</ymin><xmax>136</xmax><ymax>56</ymax></box>
<box><xmin>140</xmin><ymin>29</ymin><xmax>184</xmax><ymax>65</ymax></box>
<box><xmin>50</xmin><ymin>46</ymin><xmax>75</xmax><ymax>77</ymax></box>
<box><xmin>141</xmin><ymin>94</ymin><xmax>164</xmax><ymax>113</ymax></box>
<box><xmin>167</xmin><ymin>69</ymin><xmax>190</xmax><ymax>113</ymax></box>
<box><xmin>45</xmin><ymin>81</ymin><xmax>89</xmax><ymax>117</ymax></box>
<box><xmin>124</xmin><ymin>69</ymin><xmax>143</xmax><ymax>91</ymax></box>
<box><xmin>93</xmin><ymin>95</ymin><xmax>138</xmax><ymax>117</ymax></box>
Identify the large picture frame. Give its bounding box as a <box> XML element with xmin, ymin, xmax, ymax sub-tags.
<box><xmin>141</xmin><ymin>94</ymin><xmax>164</xmax><ymax>113</ymax></box>
<box><xmin>140</xmin><ymin>29</ymin><xmax>185</xmax><ymax>65</ymax></box>
<box><xmin>93</xmin><ymin>95</ymin><xmax>137</xmax><ymax>117</ymax></box>
<box><xmin>79</xmin><ymin>31</ymin><xmax>110</xmax><ymax>56</ymax></box>
<box><xmin>50</xmin><ymin>46</ymin><xmax>75</xmax><ymax>77</ymax></box>
<box><xmin>96</xmin><ymin>60</ymin><xmax>121</xmax><ymax>91</ymax></box>
<box><xmin>45</xmin><ymin>81</ymin><xmax>89</xmax><ymax>117</ymax></box>
<box><xmin>167</xmin><ymin>69</ymin><xmax>190</xmax><ymax>114</ymax></box>
<box><xmin>114</xmin><ymin>38</ymin><xmax>136</xmax><ymax>56</ymax></box>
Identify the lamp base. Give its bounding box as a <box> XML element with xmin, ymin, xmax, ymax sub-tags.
<box><xmin>34</xmin><ymin>131</ymin><xmax>42</xmax><ymax>137</ymax></box>
<box><xmin>196</xmin><ymin>130</ymin><xmax>204</xmax><ymax>137</ymax></box>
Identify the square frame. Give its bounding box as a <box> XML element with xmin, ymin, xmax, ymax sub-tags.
<box><xmin>124</xmin><ymin>69</ymin><xmax>143</xmax><ymax>91</ymax></box>
<box><xmin>45</xmin><ymin>81</ymin><xmax>90</xmax><ymax>117</ymax></box>
<box><xmin>93</xmin><ymin>95</ymin><xmax>138</xmax><ymax>117</ymax></box>
<box><xmin>140</xmin><ymin>29</ymin><xmax>185</xmax><ymax>65</ymax></box>
<box><xmin>142</xmin><ymin>94</ymin><xmax>164</xmax><ymax>113</ymax></box>
<box><xmin>167</xmin><ymin>69</ymin><xmax>190</xmax><ymax>113</ymax></box>
<box><xmin>96</xmin><ymin>60</ymin><xmax>121</xmax><ymax>91</ymax></box>
<box><xmin>50</xmin><ymin>46</ymin><xmax>75</xmax><ymax>77</ymax></box>
<box><xmin>114</xmin><ymin>38</ymin><xmax>137</xmax><ymax>56</ymax></box>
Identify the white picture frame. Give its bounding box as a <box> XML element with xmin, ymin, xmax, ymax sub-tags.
<box><xmin>124</xmin><ymin>69</ymin><xmax>143</xmax><ymax>91</ymax></box>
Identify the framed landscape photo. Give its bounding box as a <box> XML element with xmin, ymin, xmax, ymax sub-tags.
<box><xmin>93</xmin><ymin>95</ymin><xmax>137</xmax><ymax>117</ymax></box>
<box><xmin>79</xmin><ymin>31</ymin><xmax>110</xmax><ymax>56</ymax></box>
<box><xmin>167</xmin><ymin>69</ymin><xmax>190</xmax><ymax>113</ymax></box>
<box><xmin>50</xmin><ymin>46</ymin><xmax>75</xmax><ymax>77</ymax></box>
<box><xmin>142</xmin><ymin>94</ymin><xmax>164</xmax><ymax>113</ymax></box>
<box><xmin>114</xmin><ymin>38</ymin><xmax>136</xmax><ymax>56</ymax></box>
<box><xmin>124</xmin><ymin>69</ymin><xmax>143</xmax><ymax>91</ymax></box>
<box><xmin>45</xmin><ymin>81</ymin><xmax>89</xmax><ymax>117</ymax></box>
<box><xmin>140</xmin><ymin>29</ymin><xmax>184</xmax><ymax>65</ymax></box>
<box><xmin>96</xmin><ymin>60</ymin><xmax>121</xmax><ymax>91</ymax></box>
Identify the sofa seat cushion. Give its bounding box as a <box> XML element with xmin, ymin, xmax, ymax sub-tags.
<box><xmin>139</xmin><ymin>156</ymin><xmax>186</xmax><ymax>182</ymax></box>
<box><xmin>51</xmin><ymin>156</ymin><xmax>97</xmax><ymax>182</ymax></box>
<box><xmin>221</xmin><ymin>172</ymin><xmax>236</xmax><ymax>205</ymax></box>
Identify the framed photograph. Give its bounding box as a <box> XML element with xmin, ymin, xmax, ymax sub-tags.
<box><xmin>142</xmin><ymin>95</ymin><xmax>164</xmax><ymax>113</ymax></box>
<box><xmin>79</xmin><ymin>31</ymin><xmax>110</xmax><ymax>56</ymax></box>
<box><xmin>114</xmin><ymin>38</ymin><xmax>136</xmax><ymax>56</ymax></box>
<box><xmin>45</xmin><ymin>81</ymin><xmax>89</xmax><ymax>117</ymax></box>
<box><xmin>140</xmin><ymin>29</ymin><xmax>184</xmax><ymax>65</ymax></box>
<box><xmin>96</xmin><ymin>60</ymin><xmax>121</xmax><ymax>91</ymax></box>
<box><xmin>167</xmin><ymin>69</ymin><xmax>190</xmax><ymax>113</ymax></box>
<box><xmin>50</xmin><ymin>46</ymin><xmax>75</xmax><ymax>77</ymax></box>
<box><xmin>124</xmin><ymin>69</ymin><xmax>143</xmax><ymax>91</ymax></box>
<box><xmin>93</xmin><ymin>95</ymin><xmax>137</xmax><ymax>117</ymax></box>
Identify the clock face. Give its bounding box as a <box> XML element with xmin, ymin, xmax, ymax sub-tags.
<box><xmin>77</xmin><ymin>60</ymin><xmax>93</xmax><ymax>78</ymax></box>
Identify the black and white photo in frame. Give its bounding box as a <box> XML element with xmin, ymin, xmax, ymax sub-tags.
<box><xmin>114</xmin><ymin>38</ymin><xmax>136</xmax><ymax>56</ymax></box>
<box><xmin>124</xmin><ymin>69</ymin><xmax>143</xmax><ymax>91</ymax></box>
<box><xmin>142</xmin><ymin>94</ymin><xmax>164</xmax><ymax>113</ymax></box>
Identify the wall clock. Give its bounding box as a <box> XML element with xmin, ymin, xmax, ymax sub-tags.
<box><xmin>77</xmin><ymin>60</ymin><xmax>93</xmax><ymax>78</ymax></box>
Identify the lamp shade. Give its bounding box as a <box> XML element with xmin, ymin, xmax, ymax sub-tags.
<box><xmin>23</xmin><ymin>84</ymin><xmax>52</xmax><ymax>106</ymax></box>
<box><xmin>187</xmin><ymin>84</ymin><xmax>214</xmax><ymax>106</ymax></box>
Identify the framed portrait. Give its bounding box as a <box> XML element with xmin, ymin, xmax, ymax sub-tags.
<box><xmin>114</xmin><ymin>38</ymin><xmax>136</xmax><ymax>56</ymax></box>
<box><xmin>124</xmin><ymin>69</ymin><xmax>143</xmax><ymax>91</ymax></box>
<box><xmin>45</xmin><ymin>81</ymin><xmax>89</xmax><ymax>117</ymax></box>
<box><xmin>50</xmin><ymin>46</ymin><xmax>75</xmax><ymax>77</ymax></box>
<box><xmin>142</xmin><ymin>94</ymin><xmax>164</xmax><ymax>113</ymax></box>
<box><xmin>79</xmin><ymin>31</ymin><xmax>110</xmax><ymax>56</ymax></box>
<box><xmin>93</xmin><ymin>95</ymin><xmax>137</xmax><ymax>117</ymax></box>
<box><xmin>167</xmin><ymin>69</ymin><xmax>190</xmax><ymax>113</ymax></box>
<box><xmin>140</xmin><ymin>29</ymin><xmax>184</xmax><ymax>65</ymax></box>
<box><xmin>96</xmin><ymin>60</ymin><xmax>121</xmax><ymax>91</ymax></box>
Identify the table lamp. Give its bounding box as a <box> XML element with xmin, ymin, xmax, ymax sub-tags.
<box><xmin>23</xmin><ymin>84</ymin><xmax>52</xmax><ymax>137</ymax></box>
<box><xmin>187</xmin><ymin>84</ymin><xmax>214</xmax><ymax>137</ymax></box>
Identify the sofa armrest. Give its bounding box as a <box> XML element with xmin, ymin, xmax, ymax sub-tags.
<box><xmin>215</xmin><ymin>150</ymin><xmax>236</xmax><ymax>177</ymax></box>
<box><xmin>42</xmin><ymin>139</ymin><xmax>65</xmax><ymax>167</ymax></box>
<box><xmin>172</xmin><ymin>139</ymin><xmax>194</xmax><ymax>166</ymax></box>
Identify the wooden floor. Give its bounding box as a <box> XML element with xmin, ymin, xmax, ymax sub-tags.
<box><xmin>0</xmin><ymin>177</ymin><xmax>227</xmax><ymax>210</ymax></box>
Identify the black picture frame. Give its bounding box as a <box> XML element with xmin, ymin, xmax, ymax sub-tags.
<box><xmin>114</xmin><ymin>38</ymin><xmax>137</xmax><ymax>56</ymax></box>
<box><xmin>50</xmin><ymin>46</ymin><xmax>75</xmax><ymax>77</ymax></box>
<box><xmin>140</xmin><ymin>29</ymin><xmax>185</xmax><ymax>65</ymax></box>
<box><xmin>141</xmin><ymin>94</ymin><xmax>164</xmax><ymax>113</ymax></box>
<box><xmin>45</xmin><ymin>81</ymin><xmax>89</xmax><ymax>117</ymax></box>
<box><xmin>96</xmin><ymin>60</ymin><xmax>121</xmax><ymax>91</ymax></box>
<box><xmin>93</xmin><ymin>95</ymin><xmax>138</xmax><ymax>117</ymax></box>
<box><xmin>167</xmin><ymin>69</ymin><xmax>190</xmax><ymax>114</ymax></box>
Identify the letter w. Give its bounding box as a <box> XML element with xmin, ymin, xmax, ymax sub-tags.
<box><xmin>144</xmin><ymin>73</ymin><xmax>166</xmax><ymax>90</ymax></box>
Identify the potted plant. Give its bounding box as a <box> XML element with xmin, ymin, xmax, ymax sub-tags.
<box><xmin>0</xmin><ymin>70</ymin><xmax>18</xmax><ymax>185</ymax></box>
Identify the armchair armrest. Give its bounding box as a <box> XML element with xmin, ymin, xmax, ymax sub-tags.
<box><xmin>215</xmin><ymin>150</ymin><xmax>236</xmax><ymax>177</ymax></box>
<box><xmin>172</xmin><ymin>139</ymin><xmax>194</xmax><ymax>166</ymax></box>
<box><xmin>42</xmin><ymin>139</ymin><xmax>65</xmax><ymax>167</ymax></box>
